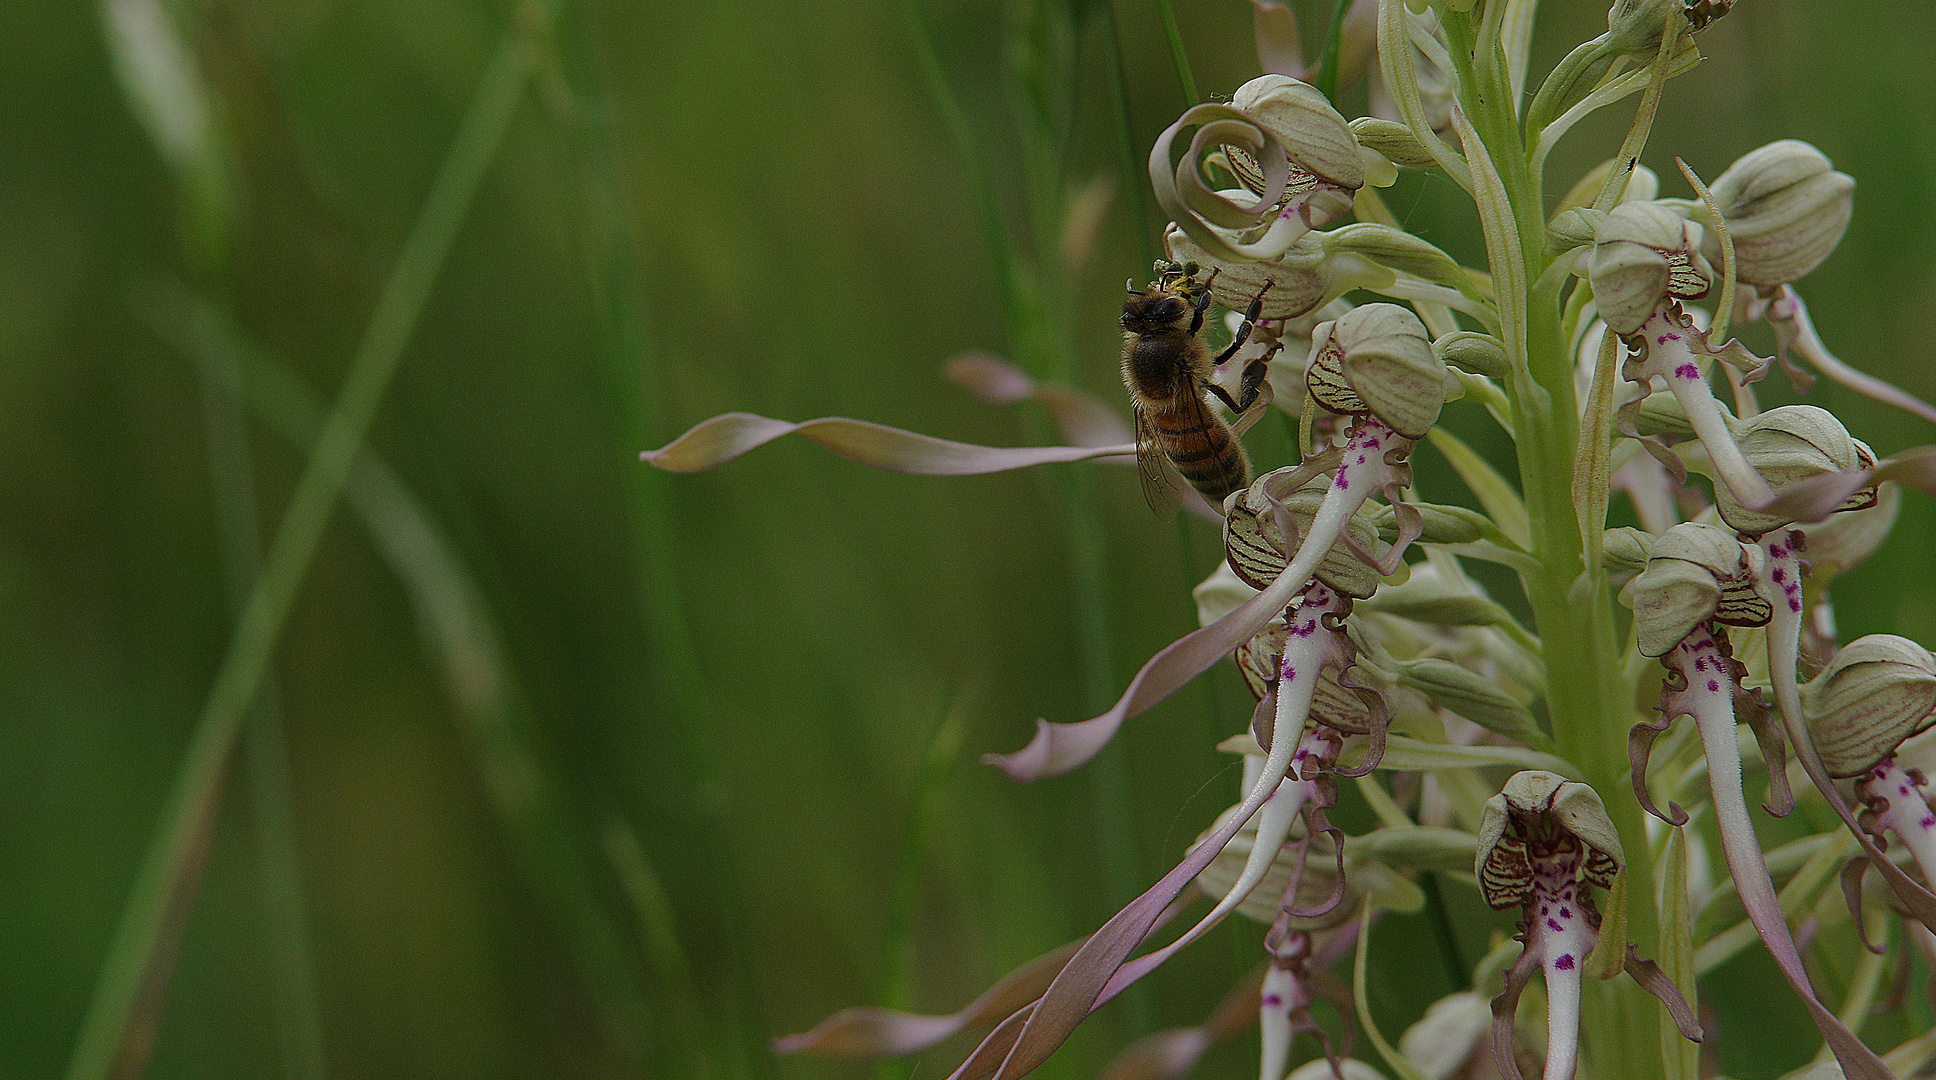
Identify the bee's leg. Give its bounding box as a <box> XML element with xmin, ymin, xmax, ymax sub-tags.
<box><xmin>1211</xmin><ymin>281</ymin><xmax>1274</xmax><ymax>365</ymax></box>
<box><xmin>1187</xmin><ymin>284</ymin><xmax>1214</xmax><ymax>336</ymax></box>
<box><xmin>1236</xmin><ymin>343</ymin><xmax>1279</xmax><ymax>413</ymax></box>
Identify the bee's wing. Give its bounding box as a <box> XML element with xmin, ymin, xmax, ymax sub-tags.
<box><xmin>1134</xmin><ymin>406</ymin><xmax>1189</xmax><ymax>519</ymax></box>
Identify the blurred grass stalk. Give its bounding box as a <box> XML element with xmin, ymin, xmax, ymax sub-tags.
<box><xmin>549</xmin><ymin>1</ymin><xmax>772</xmax><ymax>1075</ymax></box>
<box><xmin>146</xmin><ymin>287</ymin><xmax>675</xmax><ymax>1067</ymax></box>
<box><xmin>183</xmin><ymin>305</ymin><xmax>328</xmax><ymax>1080</ymax></box>
<box><xmin>71</xmin><ymin>7</ymin><xmax>554</xmax><ymax>1078</ymax></box>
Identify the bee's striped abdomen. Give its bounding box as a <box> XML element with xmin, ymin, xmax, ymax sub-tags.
<box><xmin>1153</xmin><ymin>402</ymin><xmax>1250</xmax><ymax>502</ymax></box>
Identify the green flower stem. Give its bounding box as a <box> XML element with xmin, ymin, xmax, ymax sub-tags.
<box><xmin>1438</xmin><ymin>8</ymin><xmax>1664</xmax><ymax>1077</ymax></box>
<box><xmin>63</xmin><ymin>25</ymin><xmax>539</xmax><ymax>1080</ymax></box>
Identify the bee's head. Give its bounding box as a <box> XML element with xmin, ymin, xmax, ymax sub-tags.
<box><xmin>1121</xmin><ymin>290</ymin><xmax>1192</xmax><ymax>333</ymax></box>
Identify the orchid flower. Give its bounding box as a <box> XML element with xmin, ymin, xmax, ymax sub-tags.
<box><xmin>1477</xmin><ymin>771</ymin><xmax>1699</xmax><ymax>1080</ymax></box>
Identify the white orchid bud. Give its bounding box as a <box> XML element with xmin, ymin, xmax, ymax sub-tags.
<box><xmin>1705</xmin><ymin>140</ymin><xmax>1854</xmax><ymax>287</ymax></box>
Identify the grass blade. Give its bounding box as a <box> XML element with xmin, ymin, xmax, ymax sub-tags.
<box><xmin>64</xmin><ymin>21</ymin><xmax>540</xmax><ymax>1080</ymax></box>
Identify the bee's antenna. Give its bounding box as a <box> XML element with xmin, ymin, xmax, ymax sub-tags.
<box><xmin>1125</xmin><ymin>278</ymin><xmax>1140</xmax><ymax>296</ymax></box>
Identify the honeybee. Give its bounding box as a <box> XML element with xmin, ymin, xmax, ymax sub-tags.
<box><xmin>1120</xmin><ymin>262</ymin><xmax>1276</xmax><ymax>515</ymax></box>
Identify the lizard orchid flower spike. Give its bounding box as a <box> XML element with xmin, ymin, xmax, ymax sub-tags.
<box><xmin>1476</xmin><ymin>771</ymin><xmax>1698</xmax><ymax>1080</ymax></box>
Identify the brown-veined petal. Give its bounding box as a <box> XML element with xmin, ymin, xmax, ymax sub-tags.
<box><xmin>642</xmin><ymin>412</ymin><xmax>1134</xmax><ymax>475</ymax></box>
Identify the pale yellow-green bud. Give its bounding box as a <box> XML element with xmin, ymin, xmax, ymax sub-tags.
<box><xmin>1549</xmin><ymin>207</ymin><xmax>1608</xmax><ymax>253</ymax></box>
<box><xmin>1476</xmin><ymin>772</ymin><xmax>1623</xmax><ymax>909</ymax></box>
<box><xmin>1590</xmin><ymin>201</ymin><xmax>1713</xmax><ymax>335</ymax></box>
<box><xmin>1630</xmin><ymin>522</ymin><xmax>1769</xmax><ymax>656</ymax></box>
<box><xmin>1714</xmin><ymin>405</ymin><xmax>1874</xmax><ymax>535</ymax></box>
<box><xmin>1391</xmin><ymin>656</ymin><xmax>1545</xmax><ymax>744</ymax></box>
<box><xmin>1705</xmin><ymin>140</ymin><xmax>1852</xmax><ymax>287</ymax></box>
<box><xmin>1349</xmin><ymin>116</ymin><xmax>1438</xmax><ymax>169</ymax></box>
<box><xmin>1608</xmin><ymin>0</ymin><xmax>1682</xmax><ymax>49</ymax></box>
<box><xmin>1225</xmin><ymin>468</ymin><xmax>1387</xmax><ymax>598</ymax></box>
<box><xmin>1323</xmin><ymin>224</ymin><xmax>1470</xmax><ymax>293</ymax></box>
<box><xmin>1390</xmin><ymin>500</ymin><xmax>1488</xmax><ymax>545</ymax></box>
<box><xmin>1602</xmin><ymin>526</ymin><xmax>1655</xmax><ymax>576</ymax></box>
<box><xmin>1802</xmin><ymin>634</ymin><xmax>1936</xmax><ymax>777</ymax></box>
<box><xmin>1305</xmin><ymin>303</ymin><xmax>1446</xmax><ymax>437</ymax></box>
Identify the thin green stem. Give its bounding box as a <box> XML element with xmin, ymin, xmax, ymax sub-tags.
<box><xmin>554</xmin><ymin>2</ymin><xmax>768</xmax><ymax>1073</ymax></box>
<box><xmin>1097</xmin><ymin>0</ymin><xmax>1154</xmax><ymax>265</ymax></box>
<box><xmin>184</xmin><ymin>300</ymin><xmax>328</xmax><ymax>1080</ymax></box>
<box><xmin>1311</xmin><ymin>0</ymin><xmax>1356</xmax><ymax>103</ymax></box>
<box><xmin>63</xmin><ymin>24</ymin><xmax>537</xmax><ymax>1080</ymax></box>
<box><xmin>1153</xmin><ymin>0</ymin><xmax>1198</xmax><ymax>106</ymax></box>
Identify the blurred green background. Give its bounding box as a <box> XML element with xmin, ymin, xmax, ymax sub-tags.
<box><xmin>3</xmin><ymin>1</ymin><xmax>1933</xmax><ymax>1078</ymax></box>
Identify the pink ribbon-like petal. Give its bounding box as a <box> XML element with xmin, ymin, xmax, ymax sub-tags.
<box><xmin>643</xmin><ymin>412</ymin><xmax>1134</xmax><ymax>475</ymax></box>
<box><xmin>775</xmin><ymin>940</ymin><xmax>1082</xmax><ymax>1058</ymax></box>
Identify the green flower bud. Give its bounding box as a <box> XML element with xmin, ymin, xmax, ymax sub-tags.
<box><xmin>1590</xmin><ymin>201</ymin><xmax>1713</xmax><ymax>335</ymax></box>
<box><xmin>1602</xmin><ymin>526</ymin><xmax>1655</xmax><ymax>576</ymax></box>
<box><xmin>1375</xmin><ymin>500</ymin><xmax>1487</xmax><ymax>545</ymax></box>
<box><xmin>1323</xmin><ymin>224</ymin><xmax>1470</xmax><ymax>293</ymax></box>
<box><xmin>1305</xmin><ymin>303</ymin><xmax>1446</xmax><ymax>437</ymax></box>
<box><xmin>1608</xmin><ymin>0</ymin><xmax>1727</xmax><ymax>50</ymax></box>
<box><xmin>1705</xmin><ymin>140</ymin><xmax>1853</xmax><ymax>287</ymax></box>
<box><xmin>1348</xmin><ymin>116</ymin><xmax>1438</xmax><ymax>169</ymax></box>
<box><xmin>1225</xmin><ymin>467</ymin><xmax>1388</xmax><ymax>598</ymax></box>
<box><xmin>1354</xmin><ymin>826</ymin><xmax>1482</xmax><ymax>875</ymax></box>
<box><xmin>1630</xmin><ymin>522</ymin><xmax>1769</xmax><ymax>657</ymax></box>
<box><xmin>1392</xmin><ymin>656</ymin><xmax>1545</xmax><ymax>744</ymax></box>
<box><xmin>1550</xmin><ymin>206</ymin><xmax>1608</xmax><ymax>253</ymax></box>
<box><xmin>1713</xmin><ymin>405</ymin><xmax>1875</xmax><ymax>534</ymax></box>
<box><xmin>1802</xmin><ymin>634</ymin><xmax>1936</xmax><ymax>777</ymax></box>
<box><xmin>1625</xmin><ymin>383</ymin><xmax>1729</xmax><ymax>438</ymax></box>
<box><xmin>1434</xmin><ymin>331</ymin><xmax>1510</xmax><ymax>381</ymax></box>
<box><xmin>1476</xmin><ymin>771</ymin><xmax>1624</xmax><ymax>910</ymax></box>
